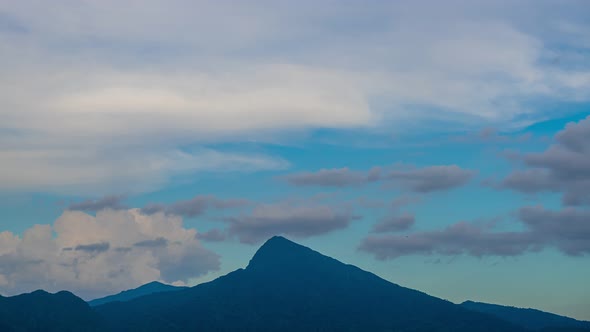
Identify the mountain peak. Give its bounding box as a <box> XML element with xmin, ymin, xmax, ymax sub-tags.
<box><xmin>247</xmin><ymin>236</ymin><xmax>323</xmax><ymax>271</ymax></box>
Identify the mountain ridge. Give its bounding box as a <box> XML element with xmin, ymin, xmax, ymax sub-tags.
<box><xmin>88</xmin><ymin>281</ymin><xmax>187</xmax><ymax>306</ymax></box>
<box><xmin>461</xmin><ymin>300</ymin><xmax>590</xmax><ymax>331</ymax></box>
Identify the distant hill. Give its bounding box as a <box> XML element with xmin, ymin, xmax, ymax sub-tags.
<box><xmin>88</xmin><ymin>281</ymin><xmax>187</xmax><ymax>307</ymax></box>
<box><xmin>0</xmin><ymin>290</ymin><xmax>104</xmax><ymax>332</ymax></box>
<box><xmin>96</xmin><ymin>236</ymin><xmax>525</xmax><ymax>332</ymax></box>
<box><xmin>461</xmin><ymin>301</ymin><xmax>590</xmax><ymax>331</ymax></box>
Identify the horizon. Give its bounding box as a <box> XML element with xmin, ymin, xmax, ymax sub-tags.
<box><xmin>0</xmin><ymin>0</ymin><xmax>589</xmax><ymax>322</ymax></box>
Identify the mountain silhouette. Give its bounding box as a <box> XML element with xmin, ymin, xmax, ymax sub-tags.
<box><xmin>96</xmin><ymin>236</ymin><xmax>525</xmax><ymax>332</ymax></box>
<box><xmin>0</xmin><ymin>290</ymin><xmax>104</xmax><ymax>331</ymax></box>
<box><xmin>88</xmin><ymin>281</ymin><xmax>187</xmax><ymax>307</ymax></box>
<box><xmin>461</xmin><ymin>300</ymin><xmax>590</xmax><ymax>331</ymax></box>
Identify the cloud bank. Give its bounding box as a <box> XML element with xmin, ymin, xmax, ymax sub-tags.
<box><xmin>360</xmin><ymin>206</ymin><xmax>590</xmax><ymax>259</ymax></box>
<box><xmin>0</xmin><ymin>209</ymin><xmax>220</xmax><ymax>299</ymax></box>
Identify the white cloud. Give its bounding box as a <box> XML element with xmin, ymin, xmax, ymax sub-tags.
<box><xmin>0</xmin><ymin>209</ymin><xmax>220</xmax><ymax>299</ymax></box>
<box><xmin>0</xmin><ymin>0</ymin><xmax>589</xmax><ymax>192</ymax></box>
<box><xmin>0</xmin><ymin>147</ymin><xmax>288</xmax><ymax>194</ymax></box>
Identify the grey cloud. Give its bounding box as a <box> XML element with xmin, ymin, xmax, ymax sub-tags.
<box><xmin>196</xmin><ymin>229</ymin><xmax>226</xmax><ymax>242</ymax></box>
<box><xmin>499</xmin><ymin>169</ymin><xmax>558</xmax><ymax>193</ymax></box>
<box><xmin>385</xmin><ymin>165</ymin><xmax>475</xmax><ymax>193</ymax></box>
<box><xmin>500</xmin><ymin>116</ymin><xmax>590</xmax><ymax>206</ymax></box>
<box><xmin>74</xmin><ymin>242</ymin><xmax>110</xmax><ymax>253</ymax></box>
<box><xmin>518</xmin><ymin>206</ymin><xmax>590</xmax><ymax>256</ymax></box>
<box><xmin>68</xmin><ymin>195</ymin><xmax>127</xmax><ymax>212</ymax></box>
<box><xmin>284</xmin><ymin>165</ymin><xmax>473</xmax><ymax>193</ymax></box>
<box><xmin>360</xmin><ymin>205</ymin><xmax>590</xmax><ymax>260</ymax></box>
<box><xmin>225</xmin><ymin>203</ymin><xmax>356</xmax><ymax>244</ymax></box>
<box><xmin>141</xmin><ymin>195</ymin><xmax>248</xmax><ymax>217</ymax></box>
<box><xmin>556</xmin><ymin>117</ymin><xmax>590</xmax><ymax>153</ymax></box>
<box><xmin>372</xmin><ymin>214</ymin><xmax>415</xmax><ymax>233</ymax></box>
<box><xmin>133</xmin><ymin>237</ymin><xmax>168</xmax><ymax>248</ymax></box>
<box><xmin>360</xmin><ymin>222</ymin><xmax>536</xmax><ymax>260</ymax></box>
<box><xmin>0</xmin><ymin>12</ymin><xmax>28</xmax><ymax>34</ymax></box>
<box><xmin>284</xmin><ymin>168</ymin><xmax>370</xmax><ymax>187</ymax></box>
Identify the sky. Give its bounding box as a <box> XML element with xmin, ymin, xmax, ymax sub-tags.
<box><xmin>0</xmin><ymin>0</ymin><xmax>589</xmax><ymax>321</ymax></box>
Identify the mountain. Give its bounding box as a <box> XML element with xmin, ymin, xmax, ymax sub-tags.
<box><xmin>0</xmin><ymin>290</ymin><xmax>104</xmax><ymax>332</ymax></box>
<box><xmin>88</xmin><ymin>281</ymin><xmax>187</xmax><ymax>306</ymax></box>
<box><xmin>461</xmin><ymin>301</ymin><xmax>590</xmax><ymax>331</ymax></box>
<box><xmin>96</xmin><ymin>236</ymin><xmax>525</xmax><ymax>332</ymax></box>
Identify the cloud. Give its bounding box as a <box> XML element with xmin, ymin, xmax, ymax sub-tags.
<box><xmin>0</xmin><ymin>1</ymin><xmax>589</xmax><ymax>193</ymax></box>
<box><xmin>360</xmin><ymin>205</ymin><xmax>590</xmax><ymax>260</ymax></box>
<box><xmin>372</xmin><ymin>214</ymin><xmax>415</xmax><ymax>233</ymax></box>
<box><xmin>518</xmin><ymin>206</ymin><xmax>590</xmax><ymax>256</ymax></box>
<box><xmin>284</xmin><ymin>168</ymin><xmax>372</xmax><ymax>187</ymax></box>
<box><xmin>385</xmin><ymin>165</ymin><xmax>475</xmax><ymax>193</ymax></box>
<box><xmin>141</xmin><ymin>195</ymin><xmax>249</xmax><ymax>217</ymax></box>
<box><xmin>499</xmin><ymin>116</ymin><xmax>590</xmax><ymax>206</ymax></box>
<box><xmin>133</xmin><ymin>237</ymin><xmax>168</xmax><ymax>248</ymax></box>
<box><xmin>0</xmin><ymin>209</ymin><xmax>220</xmax><ymax>299</ymax></box>
<box><xmin>224</xmin><ymin>203</ymin><xmax>357</xmax><ymax>244</ymax></box>
<box><xmin>196</xmin><ymin>229</ymin><xmax>226</xmax><ymax>242</ymax></box>
<box><xmin>283</xmin><ymin>165</ymin><xmax>473</xmax><ymax>193</ymax></box>
<box><xmin>74</xmin><ymin>242</ymin><xmax>110</xmax><ymax>253</ymax></box>
<box><xmin>0</xmin><ymin>147</ymin><xmax>288</xmax><ymax>194</ymax></box>
<box><xmin>68</xmin><ymin>195</ymin><xmax>127</xmax><ymax>212</ymax></box>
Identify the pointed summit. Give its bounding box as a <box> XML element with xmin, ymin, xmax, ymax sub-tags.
<box><xmin>246</xmin><ymin>236</ymin><xmax>345</xmax><ymax>275</ymax></box>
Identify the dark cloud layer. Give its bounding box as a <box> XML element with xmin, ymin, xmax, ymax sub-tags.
<box><xmin>224</xmin><ymin>203</ymin><xmax>356</xmax><ymax>244</ymax></box>
<box><xmin>360</xmin><ymin>206</ymin><xmax>590</xmax><ymax>259</ymax></box>
<box><xmin>500</xmin><ymin>116</ymin><xmax>590</xmax><ymax>206</ymax></box>
<box><xmin>284</xmin><ymin>165</ymin><xmax>473</xmax><ymax>193</ymax></box>
<box><xmin>68</xmin><ymin>195</ymin><xmax>127</xmax><ymax>212</ymax></box>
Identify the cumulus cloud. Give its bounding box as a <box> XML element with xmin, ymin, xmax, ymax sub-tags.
<box><xmin>224</xmin><ymin>203</ymin><xmax>357</xmax><ymax>244</ymax></box>
<box><xmin>141</xmin><ymin>195</ymin><xmax>249</xmax><ymax>217</ymax></box>
<box><xmin>360</xmin><ymin>206</ymin><xmax>590</xmax><ymax>259</ymax></box>
<box><xmin>499</xmin><ymin>116</ymin><xmax>590</xmax><ymax>206</ymax></box>
<box><xmin>68</xmin><ymin>195</ymin><xmax>127</xmax><ymax>212</ymax></box>
<box><xmin>284</xmin><ymin>165</ymin><xmax>474</xmax><ymax>193</ymax></box>
<box><xmin>0</xmin><ymin>209</ymin><xmax>220</xmax><ymax>299</ymax></box>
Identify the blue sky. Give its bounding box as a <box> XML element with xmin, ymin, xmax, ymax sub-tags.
<box><xmin>0</xmin><ymin>0</ymin><xmax>589</xmax><ymax>321</ymax></box>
